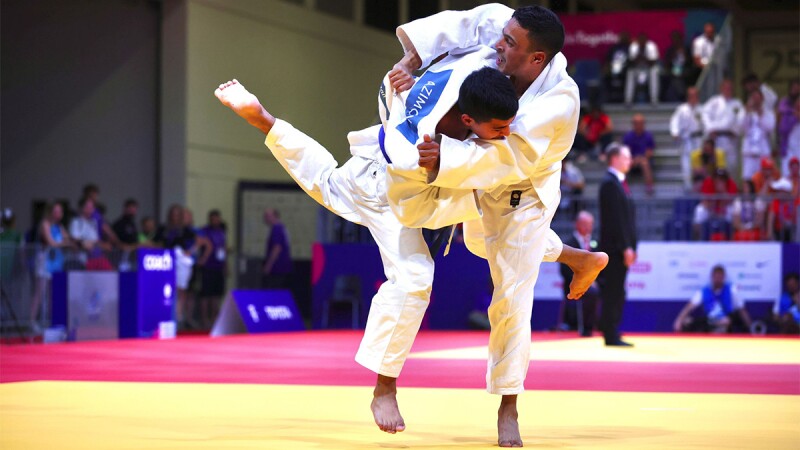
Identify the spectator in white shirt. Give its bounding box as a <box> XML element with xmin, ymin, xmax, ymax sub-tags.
<box><xmin>692</xmin><ymin>23</ymin><xmax>716</xmax><ymax>72</ymax></box>
<box><xmin>740</xmin><ymin>89</ymin><xmax>776</xmax><ymax>181</ymax></box>
<box><xmin>69</xmin><ymin>197</ymin><xmax>101</xmax><ymax>252</ymax></box>
<box><xmin>625</xmin><ymin>32</ymin><xmax>660</xmax><ymax>106</ymax></box>
<box><xmin>742</xmin><ymin>73</ymin><xmax>778</xmax><ymax>113</ymax></box>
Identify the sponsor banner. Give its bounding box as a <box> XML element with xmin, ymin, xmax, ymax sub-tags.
<box><xmin>212</xmin><ymin>290</ymin><xmax>304</xmax><ymax>335</ymax></box>
<box><xmin>559</xmin><ymin>11</ymin><xmax>687</xmax><ymax>63</ymax></box>
<box><xmin>67</xmin><ymin>272</ymin><xmax>119</xmax><ymax>341</ymax></box>
<box><xmin>627</xmin><ymin>242</ymin><xmax>782</xmax><ymax>302</ymax></box>
<box><xmin>137</xmin><ymin>249</ymin><xmax>176</xmax><ymax>337</ymax></box>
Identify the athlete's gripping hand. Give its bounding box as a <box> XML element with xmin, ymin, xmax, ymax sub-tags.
<box><xmin>418</xmin><ymin>134</ymin><xmax>441</xmax><ymax>173</ymax></box>
<box><xmin>389</xmin><ymin>50</ymin><xmax>421</xmax><ymax>93</ymax></box>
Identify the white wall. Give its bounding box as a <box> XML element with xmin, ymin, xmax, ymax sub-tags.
<box><xmin>184</xmin><ymin>0</ymin><xmax>401</xmax><ymax>254</ymax></box>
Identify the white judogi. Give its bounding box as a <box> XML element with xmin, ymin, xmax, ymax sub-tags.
<box><xmin>760</xmin><ymin>84</ymin><xmax>778</xmax><ymax>113</ymax></box>
<box><xmin>670</xmin><ymin>102</ymin><xmax>704</xmax><ymax>189</ymax></box>
<box><xmin>262</xmin><ymin>46</ymin><xmax>563</xmax><ymax>378</ymax></box>
<box><xmin>703</xmin><ymin>94</ymin><xmax>744</xmax><ymax>176</ymax></box>
<box><xmin>786</xmin><ymin>124</ymin><xmax>800</xmax><ymax>174</ymax></box>
<box><xmin>397</xmin><ymin>3</ymin><xmax>579</xmax><ymax>395</ymax></box>
<box><xmin>740</xmin><ymin>109</ymin><xmax>776</xmax><ymax>179</ymax></box>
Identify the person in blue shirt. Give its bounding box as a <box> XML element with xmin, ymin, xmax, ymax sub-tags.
<box><xmin>773</xmin><ymin>273</ymin><xmax>799</xmax><ymax>334</ymax></box>
<box><xmin>673</xmin><ymin>264</ymin><xmax>752</xmax><ymax>333</ymax></box>
<box><xmin>673</xmin><ymin>264</ymin><xmax>751</xmax><ymax>333</ymax></box>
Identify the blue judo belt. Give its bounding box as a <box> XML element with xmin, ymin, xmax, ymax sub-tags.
<box><xmin>378</xmin><ymin>126</ymin><xmax>392</xmax><ymax>164</ymax></box>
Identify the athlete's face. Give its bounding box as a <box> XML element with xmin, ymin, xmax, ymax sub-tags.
<box><xmin>494</xmin><ymin>19</ymin><xmax>540</xmax><ymax>79</ymax></box>
<box><xmin>464</xmin><ymin>116</ymin><xmax>514</xmax><ymax>140</ymax></box>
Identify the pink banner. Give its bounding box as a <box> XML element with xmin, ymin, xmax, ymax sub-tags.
<box><xmin>559</xmin><ymin>11</ymin><xmax>687</xmax><ymax>63</ymax></box>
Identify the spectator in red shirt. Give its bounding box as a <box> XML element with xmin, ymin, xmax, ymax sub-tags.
<box><xmin>574</xmin><ymin>105</ymin><xmax>613</xmax><ymax>161</ymax></box>
<box><xmin>751</xmin><ymin>157</ymin><xmax>781</xmax><ymax>194</ymax></box>
<box><xmin>693</xmin><ymin>169</ymin><xmax>737</xmax><ymax>239</ymax></box>
<box><xmin>767</xmin><ymin>178</ymin><xmax>798</xmax><ymax>242</ymax></box>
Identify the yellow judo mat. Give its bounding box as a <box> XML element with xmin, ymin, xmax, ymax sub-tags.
<box><xmin>411</xmin><ymin>336</ymin><xmax>800</xmax><ymax>365</ymax></box>
<box><xmin>1</xmin><ymin>381</ymin><xmax>798</xmax><ymax>449</ymax></box>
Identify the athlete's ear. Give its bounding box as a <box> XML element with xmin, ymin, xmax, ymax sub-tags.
<box><xmin>531</xmin><ymin>51</ymin><xmax>546</xmax><ymax>65</ymax></box>
<box><xmin>460</xmin><ymin>113</ymin><xmax>475</xmax><ymax>127</ymax></box>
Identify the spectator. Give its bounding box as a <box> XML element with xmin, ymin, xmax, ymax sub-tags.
<box><xmin>673</xmin><ymin>264</ymin><xmax>752</xmax><ymax>334</ymax></box>
<box><xmin>783</xmin><ymin>97</ymin><xmax>800</xmax><ymax>174</ymax></box>
<box><xmin>69</xmin><ymin>197</ymin><xmax>112</xmax><ymax>269</ymax></box>
<box><xmin>730</xmin><ymin>180</ymin><xmax>766</xmax><ymax>241</ymax></box>
<box><xmin>262</xmin><ymin>208</ymin><xmax>293</xmax><ymax>289</ymax></box>
<box><xmin>559</xmin><ymin>211</ymin><xmax>599</xmax><ymax>337</ymax></box>
<box><xmin>777</xmin><ymin>80</ymin><xmax>800</xmax><ymax>163</ymax></box>
<box><xmin>671</xmin><ymin>86</ymin><xmax>704</xmax><ymax>189</ymax></box>
<box><xmin>693</xmin><ymin>169</ymin><xmax>737</xmax><ymax>239</ymax></box>
<box><xmin>138</xmin><ymin>216</ymin><xmax>157</xmax><ymax>246</ymax></box>
<box><xmin>559</xmin><ymin>159</ymin><xmax>585</xmax><ymax>219</ymax></box>
<box><xmin>751</xmin><ymin>157</ymin><xmax>780</xmax><ymax>194</ymax></box>
<box><xmin>0</xmin><ymin>208</ymin><xmax>22</xmax><ymax>286</ymax></box>
<box><xmin>112</xmin><ymin>199</ymin><xmax>139</xmax><ymax>249</ymax></box>
<box><xmin>575</xmin><ymin>104</ymin><xmax>613</xmax><ymax>160</ymax></box>
<box><xmin>182</xmin><ymin>208</ymin><xmax>211</xmax><ymax>328</ymax></box>
<box><xmin>604</xmin><ymin>31</ymin><xmax>631</xmax><ymax>103</ymax></box>
<box><xmin>786</xmin><ymin>157</ymin><xmax>800</xmax><ymax>198</ymax></box>
<box><xmin>81</xmin><ymin>183</ymin><xmax>119</xmax><ymax>247</ymax></box>
<box><xmin>766</xmin><ymin>178</ymin><xmax>798</xmax><ymax>242</ymax></box>
<box><xmin>154</xmin><ymin>205</ymin><xmax>198</xmax><ymax>329</ymax></box>
<box><xmin>199</xmin><ymin>210</ymin><xmax>227</xmax><ymax>329</ymax></box>
<box><xmin>691</xmin><ymin>22</ymin><xmax>716</xmax><ymax>81</ymax></box>
<box><xmin>30</xmin><ymin>203</ymin><xmax>74</xmax><ymax>334</ymax></box>
<box><xmin>773</xmin><ymin>273</ymin><xmax>800</xmax><ymax>334</ymax></box>
<box><xmin>662</xmin><ymin>30</ymin><xmax>690</xmax><ymax>102</ymax></box>
<box><xmin>622</xmin><ymin>113</ymin><xmax>655</xmax><ymax>194</ymax></box>
<box><xmin>703</xmin><ymin>79</ymin><xmax>745</xmax><ymax>176</ymax></box>
<box><xmin>740</xmin><ymin>89</ymin><xmax>776</xmax><ymax>181</ymax></box>
<box><xmin>741</xmin><ymin>73</ymin><xmax>778</xmax><ymax>113</ymax></box>
<box><xmin>625</xmin><ymin>32</ymin><xmax>660</xmax><ymax>106</ymax></box>
<box><xmin>690</xmin><ymin>137</ymin><xmax>726</xmax><ymax>183</ymax></box>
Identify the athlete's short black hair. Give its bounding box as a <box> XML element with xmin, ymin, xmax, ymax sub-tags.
<box><xmin>512</xmin><ymin>6</ymin><xmax>565</xmax><ymax>64</ymax></box>
<box><xmin>457</xmin><ymin>67</ymin><xmax>518</xmax><ymax>123</ymax></box>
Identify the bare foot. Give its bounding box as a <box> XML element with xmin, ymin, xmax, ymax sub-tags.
<box><xmin>214</xmin><ymin>79</ymin><xmax>275</xmax><ymax>134</ymax></box>
<box><xmin>498</xmin><ymin>395</ymin><xmax>522</xmax><ymax>447</ymax></box>
<box><xmin>371</xmin><ymin>375</ymin><xmax>405</xmax><ymax>434</ymax></box>
<box><xmin>567</xmin><ymin>251</ymin><xmax>608</xmax><ymax>300</ymax></box>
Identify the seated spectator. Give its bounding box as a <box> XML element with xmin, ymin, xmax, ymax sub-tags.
<box><xmin>673</xmin><ymin>264</ymin><xmax>752</xmax><ymax>334</ymax></box>
<box><xmin>574</xmin><ymin>104</ymin><xmax>613</xmax><ymax>160</ymax></box>
<box><xmin>690</xmin><ymin>137</ymin><xmax>726</xmax><ymax>183</ymax></box>
<box><xmin>662</xmin><ymin>30</ymin><xmax>690</xmax><ymax>103</ymax></box>
<box><xmin>778</xmin><ymin>80</ymin><xmax>800</xmax><ymax>163</ymax></box>
<box><xmin>766</xmin><ymin>178</ymin><xmax>798</xmax><ymax>242</ymax></box>
<box><xmin>741</xmin><ymin>72</ymin><xmax>778</xmax><ymax>112</ymax></box>
<box><xmin>751</xmin><ymin>157</ymin><xmax>781</xmax><ymax>194</ymax></box>
<box><xmin>622</xmin><ymin>114</ymin><xmax>655</xmax><ymax>194</ymax></box>
<box><xmin>729</xmin><ymin>180</ymin><xmax>766</xmax><ymax>241</ymax></box>
<box><xmin>783</xmin><ymin>96</ymin><xmax>800</xmax><ymax>174</ymax></box>
<box><xmin>558</xmin><ymin>158</ymin><xmax>585</xmax><ymax>219</ymax></box>
<box><xmin>112</xmin><ymin>199</ymin><xmax>139</xmax><ymax>250</ymax></box>
<box><xmin>625</xmin><ymin>32</ymin><xmax>660</xmax><ymax>106</ymax></box>
<box><xmin>604</xmin><ymin>31</ymin><xmax>631</xmax><ymax>103</ymax></box>
<box><xmin>786</xmin><ymin>157</ymin><xmax>800</xmax><ymax>198</ymax></box>
<box><xmin>773</xmin><ymin>273</ymin><xmax>800</xmax><ymax>334</ymax></box>
<box><xmin>740</xmin><ymin>89</ymin><xmax>775</xmax><ymax>181</ymax></box>
<box><xmin>693</xmin><ymin>169</ymin><xmax>737</xmax><ymax>239</ymax></box>
<box><xmin>559</xmin><ymin>211</ymin><xmax>599</xmax><ymax>337</ymax></box>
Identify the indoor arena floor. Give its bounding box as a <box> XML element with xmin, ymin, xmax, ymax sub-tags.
<box><xmin>1</xmin><ymin>332</ymin><xmax>798</xmax><ymax>449</ymax></box>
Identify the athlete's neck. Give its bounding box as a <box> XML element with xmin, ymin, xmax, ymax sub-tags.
<box><xmin>435</xmin><ymin>106</ymin><xmax>470</xmax><ymax>140</ymax></box>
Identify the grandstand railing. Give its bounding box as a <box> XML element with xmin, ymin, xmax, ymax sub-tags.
<box><xmin>317</xmin><ymin>192</ymin><xmax>798</xmax><ymax>245</ymax></box>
